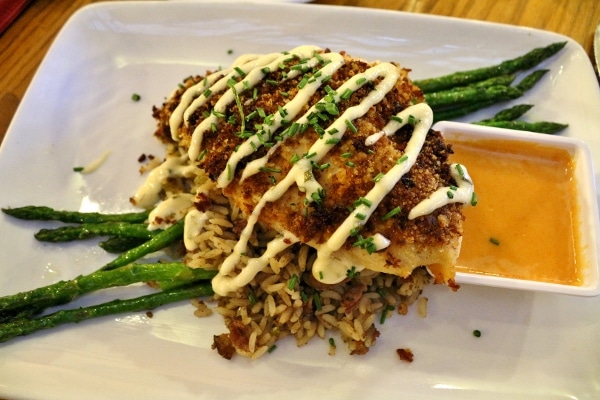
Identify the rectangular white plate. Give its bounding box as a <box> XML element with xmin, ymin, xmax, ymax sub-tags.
<box><xmin>1</xmin><ymin>2</ymin><xmax>599</xmax><ymax>399</ymax></box>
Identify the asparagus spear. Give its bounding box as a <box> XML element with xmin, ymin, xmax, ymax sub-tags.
<box><xmin>0</xmin><ymin>262</ymin><xmax>215</xmax><ymax>319</ymax></box>
<box><xmin>425</xmin><ymin>85</ymin><xmax>523</xmax><ymax>109</ymax></box>
<box><xmin>413</xmin><ymin>41</ymin><xmax>566</xmax><ymax>93</ymax></box>
<box><xmin>98</xmin><ymin>237</ymin><xmax>149</xmax><ymax>253</ymax></box>
<box><xmin>482</xmin><ymin>104</ymin><xmax>534</xmax><ymax>122</ymax></box>
<box><xmin>100</xmin><ymin>218</ymin><xmax>184</xmax><ymax>271</ymax></box>
<box><xmin>1</xmin><ymin>206</ymin><xmax>150</xmax><ymax>224</ymax></box>
<box><xmin>474</xmin><ymin>120</ymin><xmax>568</xmax><ymax>134</ymax></box>
<box><xmin>0</xmin><ymin>283</ymin><xmax>213</xmax><ymax>344</ymax></box>
<box><xmin>34</xmin><ymin>222</ymin><xmax>159</xmax><ymax>242</ymax></box>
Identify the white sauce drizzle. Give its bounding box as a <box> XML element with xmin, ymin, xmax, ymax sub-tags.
<box><xmin>147</xmin><ymin>193</ymin><xmax>195</xmax><ymax>230</ymax></box>
<box><xmin>132</xmin><ymin>155</ymin><xmax>196</xmax><ymax>209</ymax></box>
<box><xmin>183</xmin><ymin>209</ymin><xmax>209</xmax><ymax>251</ymax></box>
<box><xmin>147</xmin><ymin>46</ymin><xmax>476</xmax><ymax>296</ymax></box>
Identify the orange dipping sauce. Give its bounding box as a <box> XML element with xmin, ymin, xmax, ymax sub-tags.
<box><xmin>450</xmin><ymin>134</ymin><xmax>583</xmax><ymax>286</ymax></box>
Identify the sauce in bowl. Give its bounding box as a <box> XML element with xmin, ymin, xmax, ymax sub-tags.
<box><xmin>435</xmin><ymin>121</ymin><xmax>600</xmax><ymax>296</ymax></box>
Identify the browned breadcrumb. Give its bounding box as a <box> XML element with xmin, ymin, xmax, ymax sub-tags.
<box><xmin>397</xmin><ymin>347</ymin><xmax>414</xmax><ymax>363</ymax></box>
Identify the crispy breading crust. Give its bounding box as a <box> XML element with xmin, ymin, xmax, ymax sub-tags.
<box><xmin>153</xmin><ymin>50</ymin><xmax>463</xmax><ymax>284</ymax></box>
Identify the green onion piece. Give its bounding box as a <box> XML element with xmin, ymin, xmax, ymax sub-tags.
<box><xmin>373</xmin><ymin>172</ymin><xmax>384</xmax><ymax>183</ymax></box>
<box><xmin>340</xmin><ymin>88</ymin><xmax>354</xmax><ymax>100</ymax></box>
<box><xmin>471</xmin><ymin>192</ymin><xmax>478</xmax><ymax>206</ymax></box>
<box><xmin>345</xmin><ymin>119</ymin><xmax>358</xmax><ymax>133</ymax></box>
<box><xmin>396</xmin><ymin>155</ymin><xmax>408</xmax><ymax>164</ymax></box>
<box><xmin>73</xmin><ymin>166</ymin><xmax>84</xmax><ymax>172</ymax></box>
<box><xmin>287</xmin><ymin>274</ymin><xmax>298</xmax><ymax>290</ymax></box>
<box><xmin>489</xmin><ymin>237</ymin><xmax>500</xmax><ymax>246</ymax></box>
<box><xmin>313</xmin><ymin>292</ymin><xmax>322</xmax><ymax>311</ymax></box>
<box><xmin>248</xmin><ymin>291</ymin><xmax>257</xmax><ymax>306</ymax></box>
<box><xmin>380</xmin><ymin>304</ymin><xmax>394</xmax><ymax>324</ymax></box>
<box><xmin>446</xmin><ymin>190</ymin><xmax>455</xmax><ymax>199</ymax></box>
<box><xmin>381</xmin><ymin>206</ymin><xmax>401</xmax><ymax>221</ymax></box>
<box><xmin>355</xmin><ymin>213</ymin><xmax>366</xmax><ymax>220</ymax></box>
<box><xmin>197</xmin><ymin>149</ymin><xmax>208</xmax><ymax>161</ymax></box>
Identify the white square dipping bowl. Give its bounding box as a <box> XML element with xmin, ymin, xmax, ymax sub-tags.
<box><xmin>434</xmin><ymin>121</ymin><xmax>600</xmax><ymax>296</ymax></box>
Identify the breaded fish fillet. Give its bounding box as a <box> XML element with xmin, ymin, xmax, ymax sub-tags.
<box><xmin>150</xmin><ymin>46</ymin><xmax>473</xmax><ymax>295</ymax></box>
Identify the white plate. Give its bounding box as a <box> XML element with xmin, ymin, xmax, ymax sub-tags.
<box><xmin>1</xmin><ymin>1</ymin><xmax>599</xmax><ymax>399</ymax></box>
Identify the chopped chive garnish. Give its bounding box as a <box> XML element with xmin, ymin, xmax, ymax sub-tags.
<box><xmin>471</xmin><ymin>192</ymin><xmax>478</xmax><ymax>206</ymax></box>
<box><xmin>345</xmin><ymin>119</ymin><xmax>358</xmax><ymax>133</ymax></box>
<box><xmin>380</xmin><ymin>304</ymin><xmax>394</xmax><ymax>324</ymax></box>
<box><xmin>408</xmin><ymin>115</ymin><xmax>419</xmax><ymax>125</ymax></box>
<box><xmin>345</xmin><ymin>161</ymin><xmax>355</xmax><ymax>168</ymax></box>
<box><xmin>341</xmin><ymin>152</ymin><xmax>352</xmax><ymax>158</ymax></box>
<box><xmin>202</xmin><ymin>89</ymin><xmax>212</xmax><ymax>98</ymax></box>
<box><xmin>266</xmin><ymin>79</ymin><xmax>279</xmax><ymax>86</ymax></box>
<box><xmin>325</xmin><ymin>138</ymin><xmax>340</xmax><ymax>145</ymax></box>
<box><xmin>298</xmin><ymin>76</ymin><xmax>309</xmax><ymax>89</ymax></box>
<box><xmin>305</xmin><ymin>152</ymin><xmax>317</xmax><ymax>159</ymax></box>
<box><xmin>373</xmin><ymin>172</ymin><xmax>384</xmax><ymax>183</ymax></box>
<box><xmin>211</xmin><ymin>122</ymin><xmax>217</xmax><ymax>132</ymax></box>
<box><xmin>381</xmin><ymin>206</ymin><xmax>401</xmax><ymax>221</ymax></box>
<box><xmin>313</xmin><ymin>291</ymin><xmax>322</xmax><ymax>311</ymax></box>
<box><xmin>248</xmin><ymin>291</ymin><xmax>257</xmax><ymax>306</ymax></box>
<box><xmin>391</xmin><ymin>115</ymin><xmax>403</xmax><ymax>123</ymax></box>
<box><xmin>355</xmin><ymin>212</ymin><xmax>366</xmax><ymax>221</ymax></box>
<box><xmin>73</xmin><ymin>166</ymin><xmax>84</xmax><ymax>172</ymax></box>
<box><xmin>287</xmin><ymin>274</ymin><xmax>298</xmax><ymax>290</ymax></box>
<box><xmin>212</xmin><ymin>110</ymin><xmax>226</xmax><ymax>119</ymax></box>
<box><xmin>268</xmin><ymin>345</ymin><xmax>277</xmax><ymax>353</ymax></box>
<box><xmin>340</xmin><ymin>88</ymin><xmax>354</xmax><ymax>100</ymax></box>
<box><xmin>456</xmin><ymin>163</ymin><xmax>465</xmax><ymax>177</ymax></box>
<box><xmin>489</xmin><ymin>237</ymin><xmax>500</xmax><ymax>246</ymax></box>
<box><xmin>319</xmin><ymin>163</ymin><xmax>331</xmax><ymax>170</ymax></box>
<box><xmin>346</xmin><ymin>266</ymin><xmax>360</xmax><ymax>279</ymax></box>
<box><xmin>245</xmin><ymin>110</ymin><xmax>258</xmax><ymax>120</ymax></box>
<box><xmin>290</xmin><ymin>154</ymin><xmax>300</xmax><ymax>164</ymax></box>
<box><xmin>131</xmin><ymin>93</ymin><xmax>141</xmax><ymax>101</ymax></box>
<box><xmin>354</xmin><ymin>197</ymin><xmax>372</xmax><ymax>208</ymax></box>
<box><xmin>396</xmin><ymin>155</ymin><xmax>408</xmax><ymax>164</ymax></box>
<box><xmin>449</xmin><ymin>185</ymin><xmax>458</xmax><ymax>191</ymax></box>
<box><xmin>473</xmin><ymin>329</ymin><xmax>482</xmax><ymax>338</ymax></box>
<box><xmin>227</xmin><ymin>163</ymin><xmax>233</xmax><ymax>181</ymax></box>
<box><xmin>197</xmin><ymin>148</ymin><xmax>208</xmax><ymax>161</ymax></box>
<box><xmin>446</xmin><ymin>190</ymin><xmax>454</xmax><ymax>199</ymax></box>
<box><xmin>300</xmin><ymin>290</ymin><xmax>308</xmax><ymax>302</ymax></box>
<box><xmin>328</xmin><ymin>337</ymin><xmax>336</xmax><ymax>347</ymax></box>
<box><xmin>356</xmin><ymin>77</ymin><xmax>367</xmax><ymax>85</ymax></box>
<box><xmin>234</xmin><ymin>66</ymin><xmax>246</xmax><ymax>77</ymax></box>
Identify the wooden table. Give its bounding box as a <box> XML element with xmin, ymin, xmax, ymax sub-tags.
<box><xmin>1</xmin><ymin>0</ymin><xmax>599</xmax><ymax>145</ymax></box>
